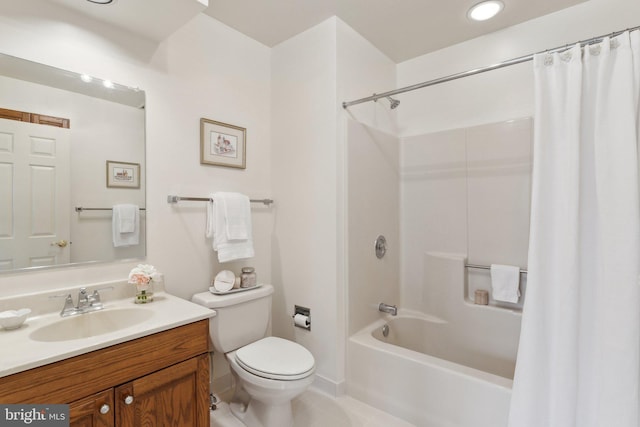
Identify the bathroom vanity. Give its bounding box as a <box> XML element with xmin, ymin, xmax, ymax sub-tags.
<box><xmin>0</xmin><ymin>284</ymin><xmax>214</xmax><ymax>426</ymax></box>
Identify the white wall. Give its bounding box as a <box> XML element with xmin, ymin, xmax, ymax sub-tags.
<box><xmin>271</xmin><ymin>18</ymin><xmax>342</xmax><ymax>394</ymax></box>
<box><xmin>270</xmin><ymin>17</ymin><xmax>398</xmax><ymax>395</ymax></box>
<box><xmin>346</xmin><ymin>120</ymin><xmax>399</xmax><ymax>335</ymax></box>
<box><xmin>336</xmin><ymin>16</ymin><xmax>398</xmax><ymax>374</ymax></box>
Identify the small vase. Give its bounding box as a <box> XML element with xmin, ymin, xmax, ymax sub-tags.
<box><xmin>135</xmin><ymin>283</ymin><xmax>154</xmax><ymax>304</ymax></box>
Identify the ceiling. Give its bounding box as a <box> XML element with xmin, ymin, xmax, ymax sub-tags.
<box><xmin>49</xmin><ymin>0</ymin><xmax>209</xmax><ymax>42</ymax></box>
<box><xmin>204</xmin><ymin>0</ymin><xmax>588</xmax><ymax>63</ymax></box>
<box><xmin>51</xmin><ymin>0</ymin><xmax>587</xmax><ymax>63</ymax></box>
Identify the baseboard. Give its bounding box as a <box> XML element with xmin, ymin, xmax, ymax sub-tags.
<box><xmin>214</xmin><ymin>369</ymin><xmax>345</xmax><ymax>399</ymax></box>
<box><xmin>212</xmin><ymin>372</ymin><xmax>234</xmax><ymax>397</ymax></box>
<box><xmin>311</xmin><ymin>374</ymin><xmax>346</xmax><ymax>397</ymax></box>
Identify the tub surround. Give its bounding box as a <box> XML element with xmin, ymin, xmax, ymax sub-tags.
<box><xmin>0</xmin><ymin>279</ymin><xmax>214</xmax><ymax>377</ymax></box>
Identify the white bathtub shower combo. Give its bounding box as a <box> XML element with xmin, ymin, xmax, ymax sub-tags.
<box><xmin>347</xmin><ymin>248</ymin><xmax>522</xmax><ymax>427</ymax></box>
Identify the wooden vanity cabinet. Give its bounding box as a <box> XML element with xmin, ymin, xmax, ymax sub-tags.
<box><xmin>0</xmin><ymin>320</ymin><xmax>210</xmax><ymax>427</ymax></box>
<box><xmin>70</xmin><ymin>389</ymin><xmax>114</xmax><ymax>427</ymax></box>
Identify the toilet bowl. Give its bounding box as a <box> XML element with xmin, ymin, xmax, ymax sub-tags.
<box><xmin>226</xmin><ymin>337</ymin><xmax>315</xmax><ymax>427</ymax></box>
<box><xmin>191</xmin><ymin>285</ymin><xmax>315</xmax><ymax>427</ymax></box>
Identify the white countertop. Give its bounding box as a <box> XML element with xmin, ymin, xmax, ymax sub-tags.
<box><xmin>0</xmin><ymin>286</ymin><xmax>215</xmax><ymax>378</ymax></box>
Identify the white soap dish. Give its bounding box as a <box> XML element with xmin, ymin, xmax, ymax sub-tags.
<box><xmin>0</xmin><ymin>308</ymin><xmax>31</xmax><ymax>330</ymax></box>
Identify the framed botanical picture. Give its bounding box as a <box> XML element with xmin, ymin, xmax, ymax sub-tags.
<box><xmin>106</xmin><ymin>160</ymin><xmax>140</xmax><ymax>189</ymax></box>
<box><xmin>200</xmin><ymin>118</ymin><xmax>246</xmax><ymax>169</ymax></box>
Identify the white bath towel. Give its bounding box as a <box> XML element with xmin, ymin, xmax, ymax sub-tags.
<box><xmin>112</xmin><ymin>204</ymin><xmax>139</xmax><ymax>247</ymax></box>
<box><xmin>207</xmin><ymin>192</ymin><xmax>254</xmax><ymax>263</ymax></box>
<box><xmin>490</xmin><ymin>264</ymin><xmax>521</xmax><ymax>303</ymax></box>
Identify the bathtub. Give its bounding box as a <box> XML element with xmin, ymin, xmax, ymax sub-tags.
<box><xmin>347</xmin><ymin>312</ymin><xmax>514</xmax><ymax>427</ymax></box>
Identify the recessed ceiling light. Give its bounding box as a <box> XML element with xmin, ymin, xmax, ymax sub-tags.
<box><xmin>468</xmin><ymin>0</ymin><xmax>504</xmax><ymax>21</ymax></box>
<box><xmin>80</xmin><ymin>74</ymin><xmax>92</xmax><ymax>83</ymax></box>
<box><xmin>103</xmin><ymin>80</ymin><xmax>114</xmax><ymax>89</ymax></box>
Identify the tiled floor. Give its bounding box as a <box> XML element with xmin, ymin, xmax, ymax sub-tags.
<box><xmin>211</xmin><ymin>388</ymin><xmax>416</xmax><ymax>427</ymax></box>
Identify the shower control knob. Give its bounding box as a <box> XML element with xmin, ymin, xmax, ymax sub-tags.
<box><xmin>374</xmin><ymin>235</ymin><xmax>387</xmax><ymax>259</ymax></box>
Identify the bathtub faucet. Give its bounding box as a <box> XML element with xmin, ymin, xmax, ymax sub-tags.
<box><xmin>378</xmin><ymin>303</ymin><xmax>397</xmax><ymax>316</ymax></box>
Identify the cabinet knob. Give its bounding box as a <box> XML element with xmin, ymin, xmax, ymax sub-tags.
<box><xmin>124</xmin><ymin>395</ymin><xmax>134</xmax><ymax>405</ymax></box>
<box><xmin>100</xmin><ymin>404</ymin><xmax>110</xmax><ymax>414</ymax></box>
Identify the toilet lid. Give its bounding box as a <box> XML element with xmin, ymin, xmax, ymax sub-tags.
<box><xmin>235</xmin><ymin>336</ymin><xmax>315</xmax><ymax>381</ymax></box>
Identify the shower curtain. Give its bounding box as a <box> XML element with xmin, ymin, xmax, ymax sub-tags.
<box><xmin>508</xmin><ymin>31</ymin><xmax>640</xmax><ymax>427</ymax></box>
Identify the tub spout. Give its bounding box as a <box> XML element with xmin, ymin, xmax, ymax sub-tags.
<box><xmin>378</xmin><ymin>303</ymin><xmax>397</xmax><ymax>316</ymax></box>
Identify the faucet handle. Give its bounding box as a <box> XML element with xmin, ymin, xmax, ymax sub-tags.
<box><xmin>49</xmin><ymin>293</ymin><xmax>73</xmax><ymax>304</ymax></box>
<box><xmin>49</xmin><ymin>293</ymin><xmax>76</xmax><ymax>316</ymax></box>
<box><xmin>89</xmin><ymin>286</ymin><xmax>114</xmax><ymax>307</ymax></box>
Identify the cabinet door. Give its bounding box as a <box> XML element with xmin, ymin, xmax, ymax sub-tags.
<box><xmin>70</xmin><ymin>389</ymin><xmax>114</xmax><ymax>427</ymax></box>
<box><xmin>115</xmin><ymin>354</ymin><xmax>209</xmax><ymax>427</ymax></box>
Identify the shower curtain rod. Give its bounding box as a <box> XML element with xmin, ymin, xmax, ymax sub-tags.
<box><xmin>342</xmin><ymin>24</ymin><xmax>640</xmax><ymax>109</ymax></box>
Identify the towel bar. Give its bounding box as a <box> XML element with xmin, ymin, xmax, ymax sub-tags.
<box><xmin>75</xmin><ymin>207</ymin><xmax>146</xmax><ymax>212</ymax></box>
<box><xmin>166</xmin><ymin>195</ymin><xmax>274</xmax><ymax>206</ymax></box>
<box><xmin>465</xmin><ymin>263</ymin><xmax>528</xmax><ymax>275</ymax></box>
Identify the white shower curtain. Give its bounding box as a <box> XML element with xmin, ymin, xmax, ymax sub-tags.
<box><xmin>508</xmin><ymin>31</ymin><xmax>640</xmax><ymax>427</ymax></box>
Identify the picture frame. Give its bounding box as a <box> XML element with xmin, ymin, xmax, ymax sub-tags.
<box><xmin>200</xmin><ymin>118</ymin><xmax>246</xmax><ymax>169</ymax></box>
<box><xmin>106</xmin><ymin>160</ymin><xmax>140</xmax><ymax>189</ymax></box>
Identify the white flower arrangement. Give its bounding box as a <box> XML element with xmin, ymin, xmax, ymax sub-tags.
<box><xmin>128</xmin><ymin>264</ymin><xmax>158</xmax><ymax>292</ymax></box>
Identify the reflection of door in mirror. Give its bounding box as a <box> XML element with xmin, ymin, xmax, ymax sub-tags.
<box><xmin>0</xmin><ymin>118</ymin><xmax>70</xmax><ymax>270</ymax></box>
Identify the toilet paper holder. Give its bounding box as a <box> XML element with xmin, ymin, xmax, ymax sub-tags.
<box><xmin>292</xmin><ymin>305</ymin><xmax>311</xmax><ymax>331</ymax></box>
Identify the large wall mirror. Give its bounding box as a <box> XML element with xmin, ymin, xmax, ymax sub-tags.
<box><xmin>0</xmin><ymin>53</ymin><xmax>146</xmax><ymax>273</ymax></box>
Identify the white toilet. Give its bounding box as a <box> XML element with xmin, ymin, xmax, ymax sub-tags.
<box><xmin>192</xmin><ymin>284</ymin><xmax>315</xmax><ymax>427</ymax></box>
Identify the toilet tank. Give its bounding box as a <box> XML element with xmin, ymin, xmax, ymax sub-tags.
<box><xmin>191</xmin><ymin>284</ymin><xmax>274</xmax><ymax>353</ymax></box>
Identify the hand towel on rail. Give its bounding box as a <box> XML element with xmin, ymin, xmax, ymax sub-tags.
<box><xmin>207</xmin><ymin>192</ymin><xmax>254</xmax><ymax>263</ymax></box>
<box><xmin>112</xmin><ymin>204</ymin><xmax>139</xmax><ymax>247</ymax></box>
<box><xmin>490</xmin><ymin>264</ymin><xmax>521</xmax><ymax>303</ymax></box>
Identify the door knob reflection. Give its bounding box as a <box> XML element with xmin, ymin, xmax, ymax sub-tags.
<box><xmin>50</xmin><ymin>240</ymin><xmax>69</xmax><ymax>248</ymax></box>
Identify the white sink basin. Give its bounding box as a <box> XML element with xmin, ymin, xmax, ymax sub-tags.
<box><xmin>29</xmin><ymin>308</ymin><xmax>154</xmax><ymax>342</ymax></box>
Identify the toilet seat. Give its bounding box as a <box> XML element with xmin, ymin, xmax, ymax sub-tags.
<box><xmin>235</xmin><ymin>336</ymin><xmax>315</xmax><ymax>381</ymax></box>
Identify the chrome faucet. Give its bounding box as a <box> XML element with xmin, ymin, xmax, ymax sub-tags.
<box><xmin>77</xmin><ymin>288</ymin><xmax>90</xmax><ymax>310</ymax></box>
<box><xmin>51</xmin><ymin>286</ymin><xmax>114</xmax><ymax>317</ymax></box>
<box><xmin>378</xmin><ymin>302</ymin><xmax>397</xmax><ymax>316</ymax></box>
